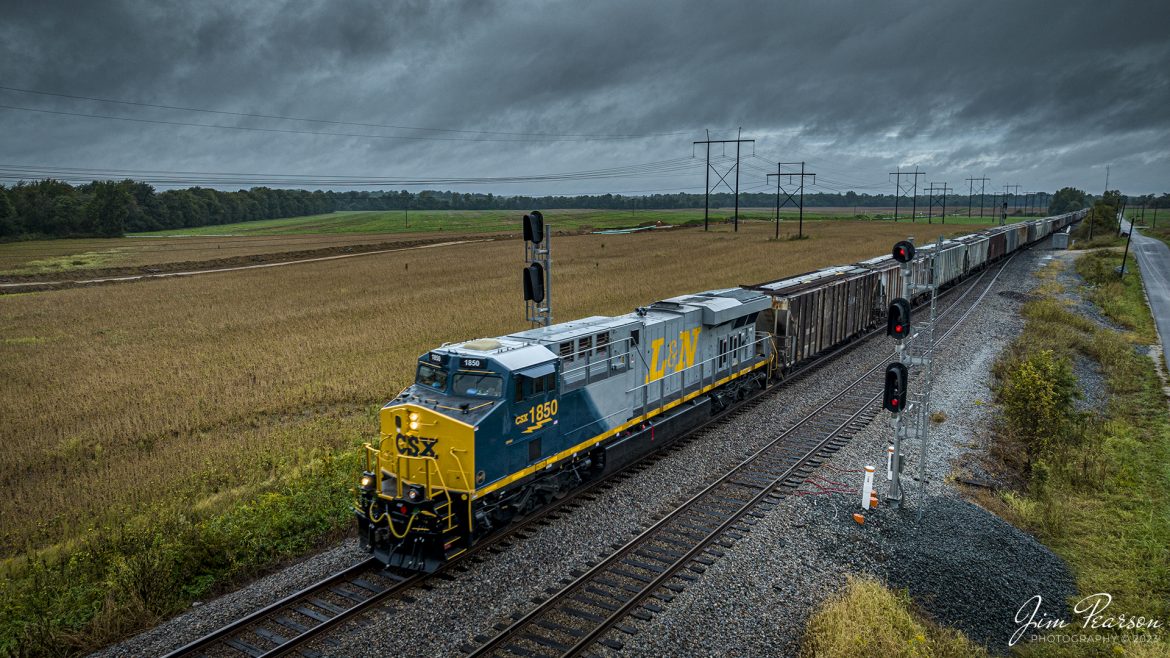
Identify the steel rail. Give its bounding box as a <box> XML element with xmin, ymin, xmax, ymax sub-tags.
<box><xmin>168</xmin><ymin>251</ymin><xmax>1018</xmax><ymax>658</ymax></box>
<box><xmin>470</xmin><ymin>252</ymin><xmax>1017</xmax><ymax>657</ymax></box>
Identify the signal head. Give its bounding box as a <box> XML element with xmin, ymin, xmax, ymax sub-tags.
<box><xmin>892</xmin><ymin>240</ymin><xmax>916</xmax><ymax>263</ymax></box>
<box><xmin>523</xmin><ymin>263</ymin><xmax>545</xmax><ymax>303</ymax></box>
<box><xmin>523</xmin><ymin>210</ymin><xmax>544</xmax><ymax>244</ymax></box>
<box><xmin>883</xmin><ymin>362</ymin><xmax>908</xmax><ymax>413</ymax></box>
<box><xmin>886</xmin><ymin>298</ymin><xmax>911</xmax><ymax>340</ymax></box>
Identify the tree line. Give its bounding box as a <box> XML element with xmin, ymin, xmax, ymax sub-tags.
<box><xmin>1</xmin><ymin>178</ymin><xmax>1166</xmax><ymax>241</ymax></box>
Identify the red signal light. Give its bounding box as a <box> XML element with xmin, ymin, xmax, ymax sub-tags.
<box><xmin>887</xmin><ymin>298</ymin><xmax>911</xmax><ymax>340</ymax></box>
<box><xmin>883</xmin><ymin>362</ymin><xmax>908</xmax><ymax>413</ymax></box>
<box><xmin>892</xmin><ymin>240</ymin><xmax>916</xmax><ymax>263</ymax></box>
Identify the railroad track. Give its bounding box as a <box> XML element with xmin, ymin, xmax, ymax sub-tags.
<box><xmin>164</xmin><ymin>255</ymin><xmax>1014</xmax><ymax>658</ymax></box>
<box><xmin>465</xmin><ymin>255</ymin><xmax>1015</xmax><ymax>657</ymax></box>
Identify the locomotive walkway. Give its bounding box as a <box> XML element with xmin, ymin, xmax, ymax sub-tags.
<box><xmin>1122</xmin><ymin>218</ymin><xmax>1170</xmax><ymax>373</ymax></box>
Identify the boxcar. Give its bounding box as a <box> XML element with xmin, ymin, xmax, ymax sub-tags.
<box><xmin>1014</xmin><ymin>224</ymin><xmax>1029</xmax><ymax>248</ymax></box>
<box><xmin>988</xmin><ymin>229</ymin><xmax>1007</xmax><ymax>260</ymax></box>
<box><xmin>1027</xmin><ymin>221</ymin><xmax>1043</xmax><ymax>243</ymax></box>
<box><xmin>959</xmin><ymin>234</ymin><xmax>990</xmax><ymax>272</ymax></box>
<box><xmin>1004</xmin><ymin>226</ymin><xmax>1020</xmax><ymax>253</ymax></box>
<box><xmin>746</xmin><ymin>265</ymin><xmax>882</xmax><ymax>368</ymax></box>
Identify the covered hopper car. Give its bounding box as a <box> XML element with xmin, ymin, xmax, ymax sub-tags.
<box><xmin>354</xmin><ymin>208</ymin><xmax>1088</xmax><ymax>571</ymax></box>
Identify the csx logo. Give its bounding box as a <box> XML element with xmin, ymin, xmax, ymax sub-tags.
<box><xmin>515</xmin><ymin>399</ymin><xmax>558</xmax><ymax>434</ymax></box>
<box><xmin>645</xmin><ymin>328</ymin><xmax>701</xmax><ymax>384</ymax></box>
<box><xmin>396</xmin><ymin>433</ymin><xmax>438</xmax><ymax>457</ymax></box>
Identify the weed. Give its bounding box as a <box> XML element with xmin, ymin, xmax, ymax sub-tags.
<box><xmin>801</xmin><ymin>576</ymin><xmax>988</xmax><ymax>658</ymax></box>
<box><xmin>987</xmin><ymin>248</ymin><xmax>1170</xmax><ymax>654</ymax></box>
<box><xmin>0</xmin><ymin>220</ymin><xmax>980</xmax><ymax>652</ymax></box>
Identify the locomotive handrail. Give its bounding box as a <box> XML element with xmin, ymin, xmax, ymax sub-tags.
<box><xmin>447</xmin><ymin>447</ymin><xmax>473</xmax><ymax>535</ymax></box>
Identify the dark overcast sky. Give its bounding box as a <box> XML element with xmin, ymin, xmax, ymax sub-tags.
<box><xmin>1</xmin><ymin>0</ymin><xmax>1167</xmax><ymax>196</ymax></box>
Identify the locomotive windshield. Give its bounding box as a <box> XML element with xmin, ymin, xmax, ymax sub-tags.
<box><xmin>416</xmin><ymin>363</ymin><xmax>448</xmax><ymax>391</ymax></box>
<box><xmin>452</xmin><ymin>373</ymin><xmax>503</xmax><ymax>397</ymax></box>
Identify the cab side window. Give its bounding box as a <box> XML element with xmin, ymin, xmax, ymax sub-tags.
<box><xmin>514</xmin><ymin>373</ymin><xmax>558</xmax><ymax>400</ymax></box>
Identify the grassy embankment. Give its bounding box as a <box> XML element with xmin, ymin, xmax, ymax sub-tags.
<box><xmin>801</xmin><ymin>577</ymin><xmax>989</xmax><ymax>658</ymax></box>
<box><xmin>0</xmin><ymin>221</ymin><xmax>976</xmax><ymax>655</ymax></box>
<box><xmin>797</xmin><ymin>247</ymin><xmax>1169</xmax><ymax>657</ymax></box>
<box><xmin>1142</xmin><ymin>222</ymin><xmax>1170</xmax><ymax>249</ymax></box>
<box><xmin>988</xmin><ymin>249</ymin><xmax>1169</xmax><ymax>655</ymax></box>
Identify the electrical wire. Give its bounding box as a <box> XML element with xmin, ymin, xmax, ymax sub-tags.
<box><xmin>0</xmin><ymin>86</ymin><xmax>698</xmax><ymax>140</ymax></box>
<box><xmin>0</xmin><ymin>103</ymin><xmax>702</xmax><ymax>144</ymax></box>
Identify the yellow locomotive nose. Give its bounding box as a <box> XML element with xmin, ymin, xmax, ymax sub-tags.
<box><xmin>374</xmin><ymin>403</ymin><xmax>476</xmax><ymax>497</ymax></box>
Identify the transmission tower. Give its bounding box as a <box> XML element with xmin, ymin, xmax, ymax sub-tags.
<box><xmin>925</xmin><ymin>182</ymin><xmax>953</xmax><ymax>225</ymax></box>
<box><xmin>767</xmin><ymin>162</ymin><xmax>816</xmax><ymax>239</ymax></box>
<box><xmin>694</xmin><ymin>129</ymin><xmax>755</xmax><ymax>232</ymax></box>
<box><xmin>965</xmin><ymin>176</ymin><xmax>990</xmax><ymax>217</ymax></box>
<box><xmin>890</xmin><ymin>167</ymin><xmax>926</xmax><ymax>222</ymax></box>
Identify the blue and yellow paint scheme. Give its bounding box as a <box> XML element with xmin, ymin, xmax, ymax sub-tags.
<box><xmin>355</xmin><ymin>289</ymin><xmax>774</xmax><ymax>571</ymax></box>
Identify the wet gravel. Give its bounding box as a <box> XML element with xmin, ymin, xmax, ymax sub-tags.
<box><xmin>94</xmin><ymin>281</ymin><xmax>906</xmax><ymax>658</ymax></box>
<box><xmin>97</xmin><ymin>242</ymin><xmax>1076</xmax><ymax>658</ymax></box>
<box><xmin>600</xmin><ymin>243</ymin><xmax>1077</xmax><ymax>657</ymax></box>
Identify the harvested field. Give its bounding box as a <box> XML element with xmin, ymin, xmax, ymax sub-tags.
<box><xmin>0</xmin><ymin>221</ymin><xmax>978</xmax><ymax>556</ymax></box>
<box><xmin>0</xmin><ymin>208</ymin><xmax>1002</xmax><ymax>277</ymax></box>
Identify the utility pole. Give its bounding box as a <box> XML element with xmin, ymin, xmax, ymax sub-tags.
<box><xmin>768</xmin><ymin>162</ymin><xmax>816</xmax><ymax>239</ymax></box>
<box><xmin>910</xmin><ymin>167</ymin><xmax>924</xmax><ymax>222</ymax></box>
<box><xmin>1120</xmin><ymin>212</ymin><xmax>1134</xmax><ymax>280</ymax></box>
<box><xmin>925</xmin><ymin>182</ymin><xmax>953</xmax><ymax>225</ymax></box>
<box><xmin>891</xmin><ymin>167</ymin><xmax>901</xmax><ymax>222</ymax></box>
<box><xmin>1003</xmin><ymin>184</ymin><xmax>1021</xmax><ymax>217</ymax></box>
<box><xmin>694</xmin><ymin>130</ymin><xmax>754</xmax><ymax>232</ymax></box>
<box><xmin>965</xmin><ymin>176</ymin><xmax>990</xmax><ymax>218</ymax></box>
<box><xmin>890</xmin><ymin>168</ymin><xmax>925</xmax><ymax>222</ymax></box>
<box><xmin>704</xmin><ymin>130</ymin><xmax>710</xmax><ymax>231</ymax></box>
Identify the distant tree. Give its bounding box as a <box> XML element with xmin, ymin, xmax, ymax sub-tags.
<box><xmin>1048</xmin><ymin>187</ymin><xmax>1087</xmax><ymax>215</ymax></box>
<box><xmin>0</xmin><ymin>186</ymin><xmax>17</xmax><ymax>238</ymax></box>
<box><xmin>83</xmin><ymin>181</ymin><xmax>131</xmax><ymax>237</ymax></box>
<box><xmin>1101</xmin><ymin>189</ymin><xmax>1123</xmax><ymax>212</ymax></box>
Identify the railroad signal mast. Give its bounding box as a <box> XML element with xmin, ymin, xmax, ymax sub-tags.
<box><xmin>522</xmin><ymin>211</ymin><xmax>552</xmax><ymax>327</ymax></box>
<box><xmin>883</xmin><ymin>237</ymin><xmax>941</xmax><ymax>521</ymax></box>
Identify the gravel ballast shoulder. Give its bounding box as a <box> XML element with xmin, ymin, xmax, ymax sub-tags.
<box><xmin>97</xmin><ymin>242</ymin><xmax>1076</xmax><ymax>658</ymax></box>
<box><xmin>602</xmin><ymin>244</ymin><xmax>1077</xmax><ymax>657</ymax></box>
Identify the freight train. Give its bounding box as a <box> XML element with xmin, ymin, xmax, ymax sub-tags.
<box><xmin>355</xmin><ymin>210</ymin><xmax>1086</xmax><ymax>571</ymax></box>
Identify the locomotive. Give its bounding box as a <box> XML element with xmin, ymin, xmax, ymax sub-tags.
<box><xmin>355</xmin><ymin>209</ymin><xmax>1087</xmax><ymax>571</ymax></box>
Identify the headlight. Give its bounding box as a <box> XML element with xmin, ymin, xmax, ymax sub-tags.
<box><xmin>406</xmin><ymin>485</ymin><xmax>423</xmax><ymax>502</ymax></box>
<box><xmin>409</xmin><ymin>421</ymin><xmax>419</xmax><ymax>430</ymax></box>
<box><xmin>409</xmin><ymin>411</ymin><xmax>419</xmax><ymax>421</ymax></box>
<box><xmin>359</xmin><ymin>472</ymin><xmax>374</xmax><ymax>490</ymax></box>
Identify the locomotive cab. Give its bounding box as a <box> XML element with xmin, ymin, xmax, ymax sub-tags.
<box><xmin>355</xmin><ymin>338</ymin><xmax>559</xmax><ymax>571</ymax></box>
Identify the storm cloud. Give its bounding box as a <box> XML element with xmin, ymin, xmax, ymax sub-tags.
<box><xmin>1</xmin><ymin>0</ymin><xmax>1167</xmax><ymax>195</ymax></box>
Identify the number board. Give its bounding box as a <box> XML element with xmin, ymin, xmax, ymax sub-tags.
<box><xmin>460</xmin><ymin>358</ymin><xmax>486</xmax><ymax>369</ymax></box>
<box><xmin>427</xmin><ymin>352</ymin><xmax>446</xmax><ymax>365</ymax></box>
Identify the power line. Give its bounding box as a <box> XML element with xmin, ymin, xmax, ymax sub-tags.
<box><xmin>965</xmin><ymin>176</ymin><xmax>990</xmax><ymax>217</ymax></box>
<box><xmin>694</xmin><ymin>129</ymin><xmax>755</xmax><ymax>232</ymax></box>
<box><xmin>767</xmin><ymin>162</ymin><xmax>815</xmax><ymax>239</ymax></box>
<box><xmin>0</xmin><ymin>103</ymin><xmax>694</xmax><ymax>144</ymax></box>
<box><xmin>889</xmin><ymin>167</ymin><xmax>925</xmax><ymax>222</ymax></box>
<box><xmin>0</xmin><ymin>157</ymin><xmax>711</xmax><ymax>188</ymax></box>
<box><xmin>0</xmin><ymin>85</ymin><xmax>695</xmax><ymax>140</ymax></box>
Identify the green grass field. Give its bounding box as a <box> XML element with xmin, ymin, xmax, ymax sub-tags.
<box><xmin>130</xmin><ymin>207</ymin><xmax>1009</xmax><ymax>237</ymax></box>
